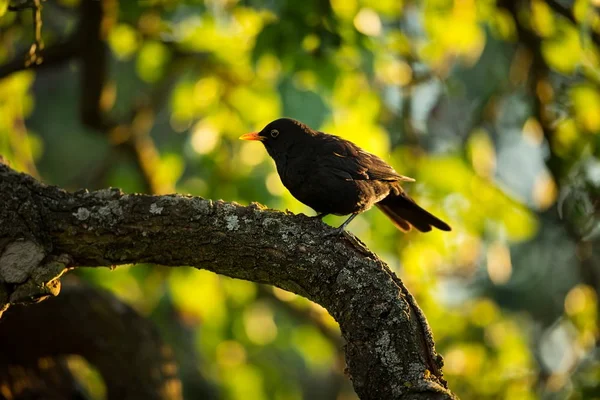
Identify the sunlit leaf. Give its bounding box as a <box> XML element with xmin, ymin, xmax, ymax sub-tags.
<box><xmin>136</xmin><ymin>40</ymin><xmax>171</xmax><ymax>82</ymax></box>
<box><xmin>542</xmin><ymin>24</ymin><xmax>583</xmax><ymax>74</ymax></box>
<box><xmin>109</xmin><ymin>24</ymin><xmax>140</xmax><ymax>60</ymax></box>
<box><xmin>531</xmin><ymin>0</ymin><xmax>555</xmax><ymax>37</ymax></box>
<box><xmin>571</xmin><ymin>85</ymin><xmax>600</xmax><ymax>133</ymax></box>
<box><xmin>292</xmin><ymin>325</ymin><xmax>336</xmax><ymax>368</ymax></box>
<box><xmin>0</xmin><ymin>0</ymin><xmax>8</xmax><ymax>18</ymax></box>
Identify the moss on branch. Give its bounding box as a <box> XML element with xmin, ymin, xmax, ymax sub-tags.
<box><xmin>0</xmin><ymin>162</ymin><xmax>457</xmax><ymax>400</ymax></box>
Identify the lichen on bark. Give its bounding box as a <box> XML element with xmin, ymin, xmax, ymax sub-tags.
<box><xmin>0</xmin><ymin>162</ymin><xmax>457</xmax><ymax>400</ymax></box>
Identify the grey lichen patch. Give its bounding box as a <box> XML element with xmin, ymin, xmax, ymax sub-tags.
<box><xmin>220</xmin><ymin>202</ymin><xmax>238</xmax><ymax>214</ymax></box>
<box><xmin>407</xmin><ymin>362</ymin><xmax>427</xmax><ymax>380</ymax></box>
<box><xmin>260</xmin><ymin>216</ymin><xmax>299</xmax><ymax>242</ymax></box>
<box><xmin>279</xmin><ymin>223</ymin><xmax>303</xmax><ymax>243</ymax></box>
<box><xmin>376</xmin><ymin>331</ymin><xmax>404</xmax><ymax>374</ymax></box>
<box><xmin>190</xmin><ymin>197</ymin><xmax>212</xmax><ymax>218</ymax></box>
<box><xmin>336</xmin><ymin>267</ymin><xmax>365</xmax><ymax>290</ymax></box>
<box><xmin>149</xmin><ymin>203</ymin><xmax>164</xmax><ymax>215</ymax></box>
<box><xmin>262</xmin><ymin>217</ymin><xmax>281</xmax><ymax>233</ymax></box>
<box><xmin>320</xmin><ymin>257</ymin><xmax>336</xmax><ymax>268</ymax></box>
<box><xmin>109</xmin><ymin>200</ymin><xmax>123</xmax><ymax>217</ymax></box>
<box><xmin>376</xmin><ymin>330</ymin><xmax>391</xmax><ymax>351</ymax></box>
<box><xmin>73</xmin><ymin>207</ymin><xmax>91</xmax><ymax>221</ymax></box>
<box><xmin>0</xmin><ymin>240</ymin><xmax>45</xmax><ymax>283</ymax></box>
<box><xmin>225</xmin><ymin>215</ymin><xmax>240</xmax><ymax>231</ymax></box>
<box><xmin>97</xmin><ymin>200</ymin><xmax>124</xmax><ymax>224</ymax></box>
<box><xmin>94</xmin><ymin>187</ymin><xmax>123</xmax><ymax>200</ymax></box>
<box><xmin>264</xmin><ymin>216</ymin><xmax>280</xmax><ymax>226</ymax></box>
<box><xmin>98</xmin><ymin>206</ymin><xmax>111</xmax><ymax>219</ymax></box>
<box><xmin>335</xmin><ymin>268</ymin><xmax>352</xmax><ymax>290</ymax></box>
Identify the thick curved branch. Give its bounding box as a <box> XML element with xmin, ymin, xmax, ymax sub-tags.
<box><xmin>0</xmin><ymin>162</ymin><xmax>456</xmax><ymax>400</ymax></box>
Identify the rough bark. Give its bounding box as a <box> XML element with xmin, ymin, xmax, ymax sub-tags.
<box><xmin>0</xmin><ymin>279</ymin><xmax>183</xmax><ymax>400</ymax></box>
<box><xmin>0</xmin><ymin>162</ymin><xmax>457</xmax><ymax>400</ymax></box>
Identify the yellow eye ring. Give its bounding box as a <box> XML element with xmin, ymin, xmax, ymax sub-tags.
<box><xmin>270</xmin><ymin>129</ymin><xmax>279</xmax><ymax>138</ymax></box>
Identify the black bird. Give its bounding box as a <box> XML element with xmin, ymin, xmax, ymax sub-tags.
<box><xmin>240</xmin><ymin>118</ymin><xmax>451</xmax><ymax>233</ymax></box>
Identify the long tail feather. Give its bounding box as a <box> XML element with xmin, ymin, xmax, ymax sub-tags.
<box><xmin>376</xmin><ymin>193</ymin><xmax>451</xmax><ymax>233</ymax></box>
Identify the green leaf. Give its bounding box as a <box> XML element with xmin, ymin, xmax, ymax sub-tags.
<box><xmin>0</xmin><ymin>0</ymin><xmax>8</xmax><ymax>18</ymax></box>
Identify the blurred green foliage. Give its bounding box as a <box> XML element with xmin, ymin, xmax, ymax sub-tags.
<box><xmin>1</xmin><ymin>0</ymin><xmax>600</xmax><ymax>399</ymax></box>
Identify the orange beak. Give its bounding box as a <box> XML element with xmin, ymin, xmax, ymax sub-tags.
<box><xmin>239</xmin><ymin>132</ymin><xmax>264</xmax><ymax>141</ymax></box>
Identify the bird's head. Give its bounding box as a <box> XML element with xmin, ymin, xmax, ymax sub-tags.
<box><xmin>239</xmin><ymin>118</ymin><xmax>315</xmax><ymax>158</ymax></box>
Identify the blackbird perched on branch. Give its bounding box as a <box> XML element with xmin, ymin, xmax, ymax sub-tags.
<box><xmin>240</xmin><ymin>118</ymin><xmax>451</xmax><ymax>234</ymax></box>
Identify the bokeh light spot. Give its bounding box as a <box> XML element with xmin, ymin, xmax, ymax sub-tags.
<box><xmin>354</xmin><ymin>8</ymin><xmax>382</xmax><ymax>37</ymax></box>
<box><xmin>191</xmin><ymin>122</ymin><xmax>220</xmax><ymax>154</ymax></box>
<box><xmin>243</xmin><ymin>302</ymin><xmax>278</xmax><ymax>345</ymax></box>
<box><xmin>486</xmin><ymin>242</ymin><xmax>512</xmax><ymax>285</ymax></box>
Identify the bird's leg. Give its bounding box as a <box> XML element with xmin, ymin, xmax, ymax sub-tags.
<box><xmin>338</xmin><ymin>213</ymin><xmax>358</xmax><ymax>230</ymax></box>
<box><xmin>324</xmin><ymin>213</ymin><xmax>358</xmax><ymax>236</ymax></box>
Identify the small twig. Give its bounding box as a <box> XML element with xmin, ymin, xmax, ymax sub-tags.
<box><xmin>0</xmin><ymin>36</ymin><xmax>78</xmax><ymax>79</ymax></box>
<box><xmin>7</xmin><ymin>0</ymin><xmax>45</xmax><ymax>67</ymax></box>
<box><xmin>27</xmin><ymin>0</ymin><xmax>45</xmax><ymax>67</ymax></box>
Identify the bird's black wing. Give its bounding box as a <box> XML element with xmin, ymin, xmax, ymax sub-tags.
<box><xmin>317</xmin><ymin>133</ymin><xmax>415</xmax><ymax>183</ymax></box>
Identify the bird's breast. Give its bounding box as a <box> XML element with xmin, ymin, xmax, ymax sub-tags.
<box><xmin>278</xmin><ymin>153</ymin><xmax>311</xmax><ymax>191</ymax></box>
<box><xmin>275</xmin><ymin>153</ymin><xmax>372</xmax><ymax>215</ymax></box>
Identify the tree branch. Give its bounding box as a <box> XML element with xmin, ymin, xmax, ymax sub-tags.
<box><xmin>0</xmin><ymin>279</ymin><xmax>183</xmax><ymax>400</ymax></box>
<box><xmin>0</xmin><ymin>162</ymin><xmax>456</xmax><ymax>400</ymax></box>
<box><xmin>0</xmin><ymin>36</ymin><xmax>79</xmax><ymax>79</ymax></box>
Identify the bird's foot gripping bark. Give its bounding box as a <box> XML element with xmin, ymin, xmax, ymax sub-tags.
<box><xmin>323</xmin><ymin>213</ymin><xmax>359</xmax><ymax>236</ymax></box>
<box><xmin>321</xmin><ymin>214</ymin><xmax>374</xmax><ymax>255</ymax></box>
<box><xmin>323</xmin><ymin>226</ymin><xmax>345</xmax><ymax>237</ymax></box>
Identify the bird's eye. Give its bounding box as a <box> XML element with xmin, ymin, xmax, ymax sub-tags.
<box><xmin>270</xmin><ymin>129</ymin><xmax>279</xmax><ymax>138</ymax></box>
